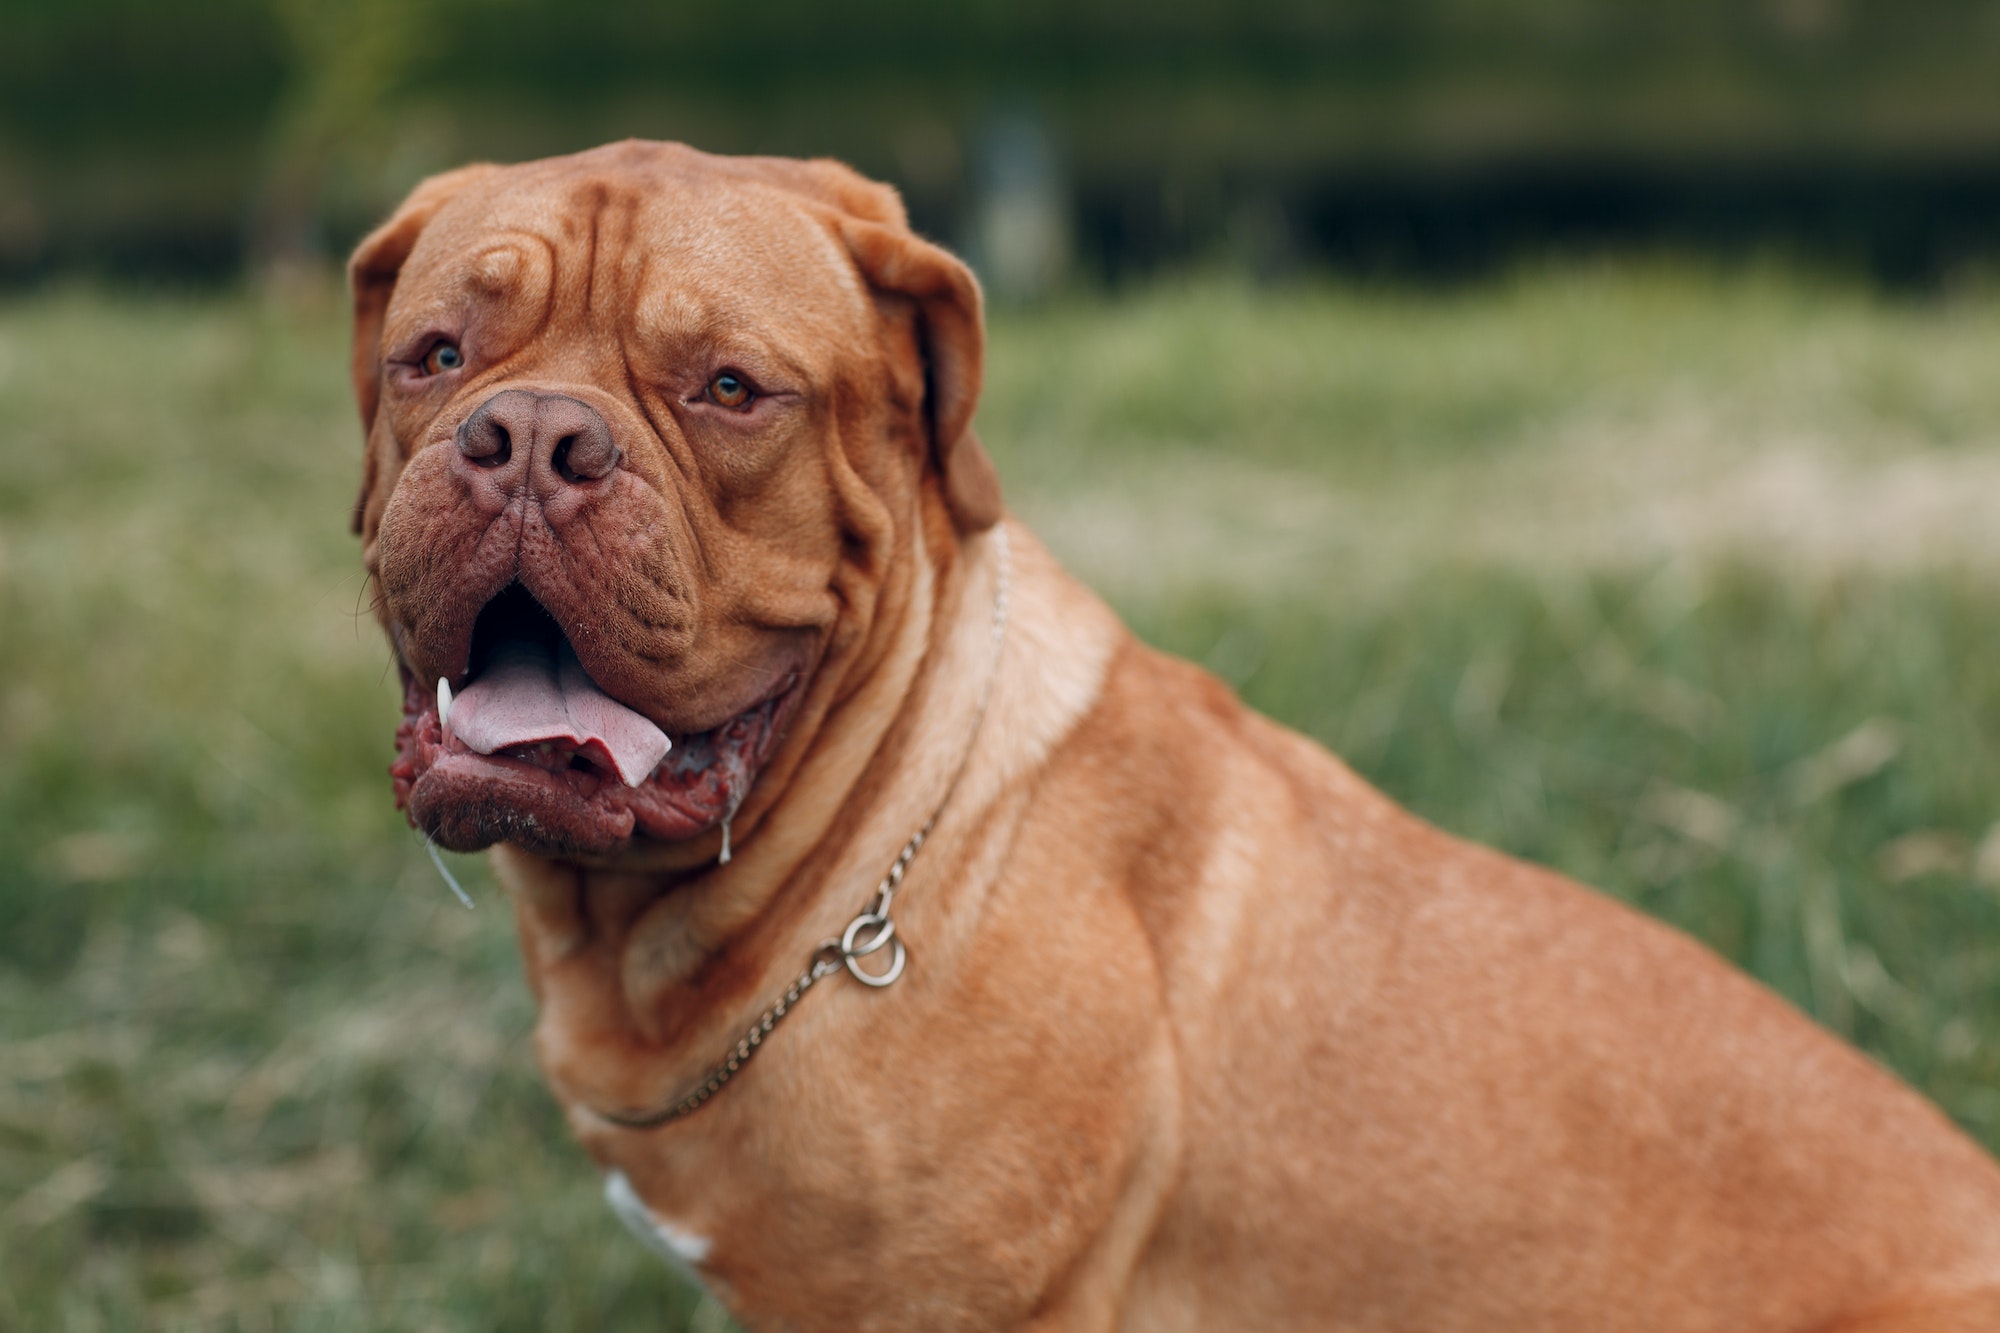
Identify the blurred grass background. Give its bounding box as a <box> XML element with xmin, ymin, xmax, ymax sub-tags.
<box><xmin>9</xmin><ymin>0</ymin><xmax>2000</xmax><ymax>289</ymax></box>
<box><xmin>8</xmin><ymin>0</ymin><xmax>2000</xmax><ymax>1327</ymax></box>
<box><xmin>4</xmin><ymin>268</ymin><xmax>2000</xmax><ymax>1327</ymax></box>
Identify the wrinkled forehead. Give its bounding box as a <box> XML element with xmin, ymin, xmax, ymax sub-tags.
<box><xmin>389</xmin><ymin>158</ymin><xmax>876</xmax><ymax>362</ymax></box>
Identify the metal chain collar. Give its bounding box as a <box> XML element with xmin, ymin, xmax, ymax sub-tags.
<box><xmin>594</xmin><ymin>525</ymin><xmax>1012</xmax><ymax>1130</ymax></box>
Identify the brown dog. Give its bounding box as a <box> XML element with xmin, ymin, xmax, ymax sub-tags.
<box><xmin>349</xmin><ymin>140</ymin><xmax>2000</xmax><ymax>1330</ymax></box>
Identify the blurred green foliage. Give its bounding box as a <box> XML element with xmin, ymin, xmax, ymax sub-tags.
<box><xmin>5</xmin><ymin>0</ymin><xmax>2000</xmax><ymax>278</ymax></box>
<box><xmin>3</xmin><ymin>265</ymin><xmax>2000</xmax><ymax>1323</ymax></box>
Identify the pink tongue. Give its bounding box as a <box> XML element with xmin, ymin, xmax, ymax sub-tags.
<box><xmin>446</xmin><ymin>639</ymin><xmax>671</xmax><ymax>787</ymax></box>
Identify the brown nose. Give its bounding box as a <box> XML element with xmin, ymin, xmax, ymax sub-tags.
<box><xmin>455</xmin><ymin>390</ymin><xmax>622</xmax><ymax>493</ymax></box>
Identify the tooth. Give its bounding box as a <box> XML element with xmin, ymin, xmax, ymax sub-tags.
<box><xmin>437</xmin><ymin>677</ymin><xmax>454</xmax><ymax>731</ymax></box>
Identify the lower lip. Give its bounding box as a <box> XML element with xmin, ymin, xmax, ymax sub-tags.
<box><xmin>392</xmin><ymin>671</ymin><xmax>804</xmax><ymax>852</ymax></box>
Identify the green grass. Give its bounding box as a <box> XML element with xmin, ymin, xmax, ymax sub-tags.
<box><xmin>4</xmin><ymin>266</ymin><xmax>2000</xmax><ymax>1328</ymax></box>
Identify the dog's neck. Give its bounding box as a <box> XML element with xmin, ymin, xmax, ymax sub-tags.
<box><xmin>493</xmin><ymin>504</ymin><xmax>1038</xmax><ymax>1106</ymax></box>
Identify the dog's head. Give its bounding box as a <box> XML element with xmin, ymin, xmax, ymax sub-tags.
<box><xmin>349</xmin><ymin>141</ymin><xmax>1000</xmax><ymax>861</ymax></box>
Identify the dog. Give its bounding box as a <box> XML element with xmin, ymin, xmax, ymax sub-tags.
<box><xmin>349</xmin><ymin>140</ymin><xmax>2000</xmax><ymax>1330</ymax></box>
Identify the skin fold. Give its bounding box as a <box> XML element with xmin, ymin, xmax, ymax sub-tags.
<box><xmin>350</xmin><ymin>140</ymin><xmax>2000</xmax><ymax>1331</ymax></box>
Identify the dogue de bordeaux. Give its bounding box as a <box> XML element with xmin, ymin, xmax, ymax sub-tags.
<box><xmin>349</xmin><ymin>140</ymin><xmax>2000</xmax><ymax>1330</ymax></box>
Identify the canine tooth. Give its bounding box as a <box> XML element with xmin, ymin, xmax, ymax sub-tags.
<box><xmin>437</xmin><ymin>677</ymin><xmax>453</xmax><ymax>731</ymax></box>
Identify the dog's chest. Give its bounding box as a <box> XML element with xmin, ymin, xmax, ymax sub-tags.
<box><xmin>603</xmin><ymin>1168</ymin><xmax>714</xmax><ymax>1285</ymax></box>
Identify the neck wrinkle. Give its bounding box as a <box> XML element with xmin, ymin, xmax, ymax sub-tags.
<box><xmin>511</xmin><ymin>518</ymin><xmax>1129</xmax><ymax>1129</ymax></box>
<box><xmin>602</xmin><ymin>505</ymin><xmax>995</xmax><ymax>1067</ymax></box>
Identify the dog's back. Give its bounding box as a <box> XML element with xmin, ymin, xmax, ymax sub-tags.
<box><xmin>1049</xmin><ymin>623</ymin><xmax>2000</xmax><ymax>1329</ymax></box>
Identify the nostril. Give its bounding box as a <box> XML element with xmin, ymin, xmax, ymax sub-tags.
<box><xmin>462</xmin><ymin>424</ymin><xmax>510</xmax><ymax>468</ymax></box>
<box><xmin>456</xmin><ymin>402</ymin><xmax>515</xmax><ymax>467</ymax></box>
<box><xmin>556</xmin><ymin>421</ymin><xmax>621</xmax><ymax>483</ymax></box>
<box><xmin>551</xmin><ymin>433</ymin><xmax>579</xmax><ymax>483</ymax></box>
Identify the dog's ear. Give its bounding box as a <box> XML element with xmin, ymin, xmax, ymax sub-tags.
<box><xmin>347</xmin><ymin>163</ymin><xmax>498</xmax><ymax>535</ymax></box>
<box><xmin>837</xmin><ymin>208</ymin><xmax>1003</xmax><ymax>534</ymax></box>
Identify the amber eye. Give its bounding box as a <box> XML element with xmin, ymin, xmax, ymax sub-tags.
<box><xmin>420</xmin><ymin>342</ymin><xmax>464</xmax><ymax>376</ymax></box>
<box><xmin>708</xmin><ymin>371</ymin><xmax>752</xmax><ymax>408</ymax></box>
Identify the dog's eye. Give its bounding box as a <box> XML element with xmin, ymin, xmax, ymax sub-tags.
<box><xmin>708</xmin><ymin>372</ymin><xmax>753</xmax><ymax>409</ymax></box>
<box><xmin>420</xmin><ymin>342</ymin><xmax>464</xmax><ymax>376</ymax></box>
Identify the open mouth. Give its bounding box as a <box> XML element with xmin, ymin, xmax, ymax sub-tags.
<box><xmin>390</xmin><ymin>584</ymin><xmax>800</xmax><ymax>857</ymax></box>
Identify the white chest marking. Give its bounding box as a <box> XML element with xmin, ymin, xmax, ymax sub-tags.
<box><xmin>604</xmin><ymin>1170</ymin><xmax>713</xmax><ymax>1277</ymax></box>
